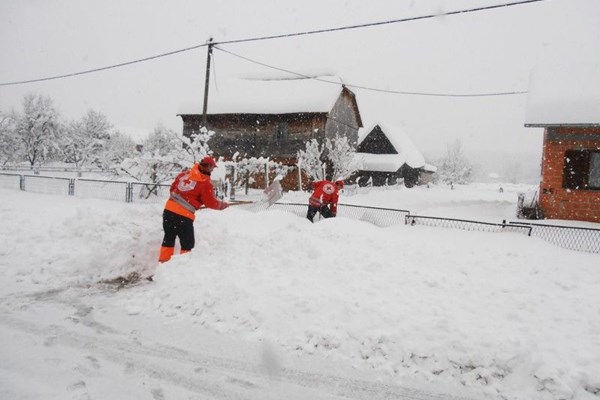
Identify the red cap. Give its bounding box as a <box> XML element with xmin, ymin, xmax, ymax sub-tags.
<box><xmin>200</xmin><ymin>156</ymin><xmax>217</xmax><ymax>168</ymax></box>
<box><xmin>335</xmin><ymin>180</ymin><xmax>344</xmax><ymax>188</ymax></box>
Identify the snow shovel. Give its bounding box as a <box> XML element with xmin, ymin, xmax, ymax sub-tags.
<box><xmin>262</xmin><ymin>179</ymin><xmax>283</xmax><ymax>207</ymax></box>
<box><xmin>223</xmin><ymin>180</ymin><xmax>282</xmax><ymax>210</ymax></box>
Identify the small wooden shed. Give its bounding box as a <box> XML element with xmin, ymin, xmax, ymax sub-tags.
<box><xmin>352</xmin><ymin>123</ymin><xmax>435</xmax><ymax>187</ymax></box>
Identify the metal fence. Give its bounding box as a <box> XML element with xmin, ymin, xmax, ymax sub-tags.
<box><xmin>509</xmin><ymin>221</ymin><xmax>600</xmax><ymax>253</ymax></box>
<box><xmin>130</xmin><ymin>182</ymin><xmax>171</xmax><ymax>204</ymax></box>
<box><xmin>0</xmin><ymin>173</ymin><xmax>169</xmax><ymax>204</ymax></box>
<box><xmin>406</xmin><ymin>215</ymin><xmax>533</xmax><ymax>235</ymax></box>
<box><xmin>269</xmin><ymin>203</ymin><xmax>410</xmax><ymax>227</ymax></box>
<box><xmin>0</xmin><ymin>173</ymin><xmax>22</xmax><ymax>190</ymax></box>
<box><xmin>22</xmin><ymin>174</ymin><xmax>72</xmax><ymax>196</ymax></box>
<box><xmin>75</xmin><ymin>179</ymin><xmax>129</xmax><ymax>202</ymax></box>
<box><xmin>2</xmin><ymin>173</ymin><xmax>599</xmax><ymax>254</ymax></box>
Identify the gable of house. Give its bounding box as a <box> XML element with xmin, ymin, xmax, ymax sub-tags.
<box><xmin>357</xmin><ymin>125</ymin><xmax>397</xmax><ymax>154</ymax></box>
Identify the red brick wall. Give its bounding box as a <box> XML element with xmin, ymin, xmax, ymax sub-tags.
<box><xmin>539</xmin><ymin>127</ymin><xmax>600</xmax><ymax>223</ymax></box>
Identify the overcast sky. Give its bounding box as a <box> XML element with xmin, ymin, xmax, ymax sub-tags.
<box><xmin>1</xmin><ymin>0</ymin><xmax>598</xmax><ymax>171</ymax></box>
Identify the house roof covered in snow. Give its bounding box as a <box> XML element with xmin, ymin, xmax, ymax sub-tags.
<box><xmin>525</xmin><ymin>29</ymin><xmax>600</xmax><ymax>127</ymax></box>
<box><xmin>178</xmin><ymin>76</ymin><xmax>347</xmax><ymax>115</ymax></box>
<box><xmin>355</xmin><ymin>122</ymin><xmax>426</xmax><ymax>171</ymax></box>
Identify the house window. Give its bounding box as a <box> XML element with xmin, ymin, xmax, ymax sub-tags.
<box><xmin>276</xmin><ymin>123</ymin><xmax>288</xmax><ymax>139</ymax></box>
<box><xmin>590</xmin><ymin>152</ymin><xmax>600</xmax><ymax>188</ymax></box>
<box><xmin>563</xmin><ymin>150</ymin><xmax>600</xmax><ymax>190</ymax></box>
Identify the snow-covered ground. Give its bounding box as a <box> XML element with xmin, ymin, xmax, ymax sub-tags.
<box><xmin>1</xmin><ymin>183</ymin><xmax>599</xmax><ymax>400</ymax></box>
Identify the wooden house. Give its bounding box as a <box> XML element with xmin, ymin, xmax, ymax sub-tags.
<box><xmin>525</xmin><ymin>43</ymin><xmax>600</xmax><ymax>223</ymax></box>
<box><xmin>178</xmin><ymin>76</ymin><xmax>363</xmax><ymax>190</ymax></box>
<box><xmin>352</xmin><ymin>123</ymin><xmax>435</xmax><ymax>187</ymax></box>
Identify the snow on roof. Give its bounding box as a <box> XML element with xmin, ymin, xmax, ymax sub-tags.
<box><xmin>356</xmin><ymin>122</ymin><xmax>425</xmax><ymax>171</ymax></box>
<box><xmin>423</xmin><ymin>163</ymin><xmax>437</xmax><ymax>172</ymax></box>
<box><xmin>178</xmin><ymin>76</ymin><xmax>345</xmax><ymax>115</ymax></box>
<box><xmin>355</xmin><ymin>153</ymin><xmax>405</xmax><ymax>173</ymax></box>
<box><xmin>525</xmin><ymin>28</ymin><xmax>600</xmax><ymax>126</ymax></box>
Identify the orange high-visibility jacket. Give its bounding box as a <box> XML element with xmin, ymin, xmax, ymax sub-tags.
<box><xmin>309</xmin><ymin>180</ymin><xmax>340</xmax><ymax>215</ymax></box>
<box><xmin>164</xmin><ymin>163</ymin><xmax>227</xmax><ymax>221</ymax></box>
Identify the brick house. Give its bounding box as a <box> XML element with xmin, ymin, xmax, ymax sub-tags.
<box><xmin>352</xmin><ymin>123</ymin><xmax>435</xmax><ymax>187</ymax></box>
<box><xmin>178</xmin><ymin>76</ymin><xmax>363</xmax><ymax>190</ymax></box>
<box><xmin>525</xmin><ymin>47</ymin><xmax>600</xmax><ymax>223</ymax></box>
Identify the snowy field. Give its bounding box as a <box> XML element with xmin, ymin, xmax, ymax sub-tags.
<box><xmin>1</xmin><ymin>183</ymin><xmax>599</xmax><ymax>400</ymax></box>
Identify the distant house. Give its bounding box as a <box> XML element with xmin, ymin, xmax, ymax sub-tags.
<box><xmin>524</xmin><ymin>40</ymin><xmax>600</xmax><ymax>223</ymax></box>
<box><xmin>178</xmin><ymin>76</ymin><xmax>363</xmax><ymax>190</ymax></box>
<box><xmin>352</xmin><ymin>123</ymin><xmax>435</xmax><ymax>187</ymax></box>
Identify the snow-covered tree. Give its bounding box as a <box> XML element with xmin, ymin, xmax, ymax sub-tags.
<box><xmin>61</xmin><ymin>110</ymin><xmax>112</xmax><ymax>169</ymax></box>
<box><xmin>0</xmin><ymin>110</ymin><xmax>22</xmax><ymax>165</ymax></box>
<box><xmin>298</xmin><ymin>135</ymin><xmax>356</xmax><ymax>183</ymax></box>
<box><xmin>97</xmin><ymin>131</ymin><xmax>136</xmax><ymax>171</ymax></box>
<box><xmin>180</xmin><ymin>126</ymin><xmax>214</xmax><ymax>163</ymax></box>
<box><xmin>142</xmin><ymin>123</ymin><xmax>181</xmax><ymax>157</ymax></box>
<box><xmin>233</xmin><ymin>157</ymin><xmax>290</xmax><ymax>194</ymax></box>
<box><xmin>325</xmin><ymin>133</ymin><xmax>358</xmax><ymax>181</ymax></box>
<box><xmin>118</xmin><ymin>125</ymin><xmax>214</xmax><ymax>185</ymax></box>
<box><xmin>14</xmin><ymin>94</ymin><xmax>60</xmax><ymax>167</ymax></box>
<box><xmin>435</xmin><ymin>139</ymin><xmax>473</xmax><ymax>185</ymax></box>
<box><xmin>297</xmin><ymin>139</ymin><xmax>325</xmax><ymax>181</ymax></box>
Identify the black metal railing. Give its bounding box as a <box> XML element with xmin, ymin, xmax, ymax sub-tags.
<box><xmin>266</xmin><ymin>202</ymin><xmax>411</xmax><ymax>227</ymax></box>
<box><xmin>509</xmin><ymin>221</ymin><xmax>600</xmax><ymax>253</ymax></box>
<box><xmin>406</xmin><ymin>215</ymin><xmax>533</xmax><ymax>235</ymax></box>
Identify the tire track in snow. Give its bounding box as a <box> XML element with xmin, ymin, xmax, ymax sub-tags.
<box><xmin>0</xmin><ymin>284</ymin><xmax>483</xmax><ymax>400</ymax></box>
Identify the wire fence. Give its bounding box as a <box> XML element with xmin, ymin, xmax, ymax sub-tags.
<box><xmin>0</xmin><ymin>173</ymin><xmax>22</xmax><ymax>190</ymax></box>
<box><xmin>0</xmin><ymin>173</ymin><xmax>171</xmax><ymax>204</ymax></box>
<box><xmin>508</xmin><ymin>221</ymin><xmax>600</xmax><ymax>253</ymax></box>
<box><xmin>74</xmin><ymin>179</ymin><xmax>129</xmax><ymax>202</ymax></box>
<box><xmin>21</xmin><ymin>174</ymin><xmax>72</xmax><ymax>196</ymax></box>
<box><xmin>2</xmin><ymin>173</ymin><xmax>599</xmax><ymax>254</ymax></box>
<box><xmin>269</xmin><ymin>202</ymin><xmax>410</xmax><ymax>227</ymax></box>
<box><xmin>406</xmin><ymin>215</ymin><xmax>532</xmax><ymax>235</ymax></box>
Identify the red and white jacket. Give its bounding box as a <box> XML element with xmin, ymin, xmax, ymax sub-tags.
<box><xmin>309</xmin><ymin>180</ymin><xmax>340</xmax><ymax>215</ymax></box>
<box><xmin>164</xmin><ymin>164</ymin><xmax>227</xmax><ymax>221</ymax></box>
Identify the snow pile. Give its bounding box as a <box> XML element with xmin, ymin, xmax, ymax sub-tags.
<box><xmin>1</xmin><ymin>185</ymin><xmax>600</xmax><ymax>399</ymax></box>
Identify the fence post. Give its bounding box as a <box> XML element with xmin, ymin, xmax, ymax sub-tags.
<box><xmin>19</xmin><ymin>175</ymin><xmax>25</xmax><ymax>191</ymax></box>
<box><xmin>126</xmin><ymin>183</ymin><xmax>133</xmax><ymax>203</ymax></box>
<box><xmin>68</xmin><ymin>179</ymin><xmax>75</xmax><ymax>196</ymax></box>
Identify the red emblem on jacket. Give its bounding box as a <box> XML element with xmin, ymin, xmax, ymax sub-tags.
<box><xmin>309</xmin><ymin>180</ymin><xmax>341</xmax><ymax>214</ymax></box>
<box><xmin>164</xmin><ymin>163</ymin><xmax>227</xmax><ymax>220</ymax></box>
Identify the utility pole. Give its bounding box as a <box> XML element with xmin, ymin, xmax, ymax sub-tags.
<box><xmin>202</xmin><ymin>38</ymin><xmax>213</xmax><ymax>129</ymax></box>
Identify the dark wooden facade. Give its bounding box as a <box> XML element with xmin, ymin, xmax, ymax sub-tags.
<box><xmin>179</xmin><ymin>86</ymin><xmax>362</xmax><ymax>190</ymax></box>
<box><xmin>352</xmin><ymin>124</ymin><xmax>432</xmax><ymax>188</ymax></box>
<box><xmin>357</xmin><ymin>126</ymin><xmax>397</xmax><ymax>154</ymax></box>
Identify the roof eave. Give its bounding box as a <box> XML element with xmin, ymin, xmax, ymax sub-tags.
<box><xmin>177</xmin><ymin>111</ymin><xmax>329</xmax><ymax>118</ymax></box>
<box><xmin>525</xmin><ymin>123</ymin><xmax>600</xmax><ymax>128</ymax></box>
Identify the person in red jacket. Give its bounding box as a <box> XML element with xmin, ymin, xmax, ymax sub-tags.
<box><xmin>306</xmin><ymin>179</ymin><xmax>344</xmax><ymax>222</ymax></box>
<box><xmin>158</xmin><ymin>156</ymin><xmax>229</xmax><ymax>263</ymax></box>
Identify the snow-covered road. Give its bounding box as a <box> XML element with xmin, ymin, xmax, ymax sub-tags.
<box><xmin>0</xmin><ymin>281</ymin><xmax>479</xmax><ymax>400</ymax></box>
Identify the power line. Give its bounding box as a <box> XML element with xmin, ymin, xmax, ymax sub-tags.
<box><xmin>216</xmin><ymin>0</ymin><xmax>547</xmax><ymax>46</ymax></box>
<box><xmin>0</xmin><ymin>0</ymin><xmax>547</xmax><ymax>87</ymax></box>
<box><xmin>215</xmin><ymin>46</ymin><xmax>527</xmax><ymax>97</ymax></box>
<box><xmin>0</xmin><ymin>43</ymin><xmax>209</xmax><ymax>87</ymax></box>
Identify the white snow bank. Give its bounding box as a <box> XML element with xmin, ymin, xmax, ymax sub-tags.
<box><xmin>1</xmin><ymin>187</ymin><xmax>599</xmax><ymax>400</ymax></box>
